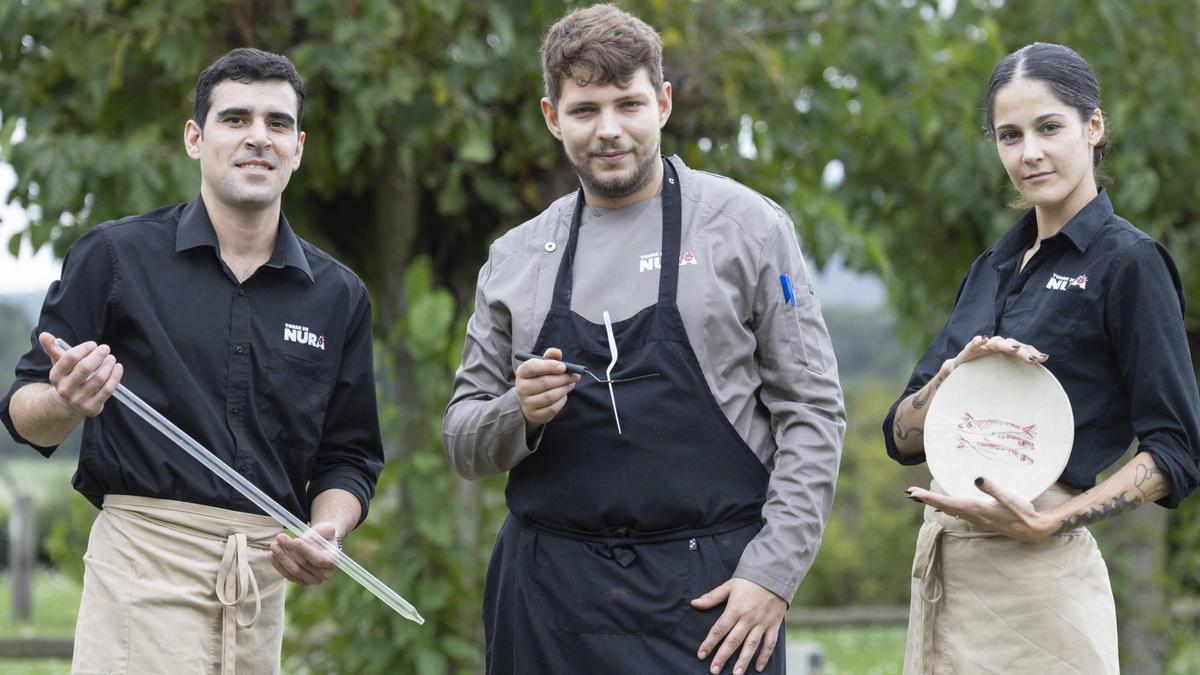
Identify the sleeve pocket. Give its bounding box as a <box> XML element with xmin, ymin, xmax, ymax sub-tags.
<box><xmin>784</xmin><ymin>285</ymin><xmax>824</xmax><ymax>374</ymax></box>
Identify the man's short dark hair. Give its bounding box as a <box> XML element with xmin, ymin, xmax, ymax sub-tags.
<box><xmin>193</xmin><ymin>48</ymin><xmax>305</xmax><ymax>130</ymax></box>
<box><xmin>540</xmin><ymin>4</ymin><xmax>664</xmax><ymax>107</ymax></box>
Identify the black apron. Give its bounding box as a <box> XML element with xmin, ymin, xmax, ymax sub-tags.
<box><xmin>484</xmin><ymin>159</ymin><xmax>783</xmax><ymax>674</ymax></box>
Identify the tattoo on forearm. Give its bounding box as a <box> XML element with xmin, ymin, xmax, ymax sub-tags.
<box><xmin>893</xmin><ymin>409</ymin><xmax>924</xmax><ymax>442</ymax></box>
<box><xmin>911</xmin><ymin>387</ymin><xmax>932</xmax><ymax>410</ymax></box>
<box><xmin>1054</xmin><ymin>491</ymin><xmax>1139</xmax><ymax>535</ymax></box>
<box><xmin>1134</xmin><ymin>463</ymin><xmax>1169</xmax><ymax>502</ymax></box>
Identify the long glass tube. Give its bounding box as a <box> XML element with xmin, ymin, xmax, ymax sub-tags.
<box><xmin>56</xmin><ymin>339</ymin><xmax>424</xmax><ymax>624</ymax></box>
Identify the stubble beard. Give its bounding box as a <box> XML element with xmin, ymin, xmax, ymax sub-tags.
<box><xmin>571</xmin><ymin>138</ymin><xmax>661</xmax><ymax>200</ymax></box>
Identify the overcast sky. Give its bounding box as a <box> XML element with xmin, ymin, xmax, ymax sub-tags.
<box><xmin>1</xmin><ymin>162</ymin><xmax>61</xmax><ymax>295</ymax></box>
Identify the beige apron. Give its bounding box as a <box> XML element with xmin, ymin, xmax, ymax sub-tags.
<box><xmin>904</xmin><ymin>482</ymin><xmax>1118</xmax><ymax>674</ymax></box>
<box><xmin>72</xmin><ymin>495</ymin><xmax>285</xmax><ymax>675</ymax></box>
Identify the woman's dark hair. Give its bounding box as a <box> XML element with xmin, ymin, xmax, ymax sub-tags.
<box><xmin>193</xmin><ymin>48</ymin><xmax>305</xmax><ymax>131</ymax></box>
<box><xmin>985</xmin><ymin>42</ymin><xmax>1109</xmax><ymax>173</ymax></box>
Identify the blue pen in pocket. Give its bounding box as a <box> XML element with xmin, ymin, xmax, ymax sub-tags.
<box><xmin>778</xmin><ymin>273</ymin><xmax>811</xmax><ymax>367</ymax></box>
<box><xmin>779</xmin><ymin>274</ymin><xmax>796</xmax><ymax>307</ymax></box>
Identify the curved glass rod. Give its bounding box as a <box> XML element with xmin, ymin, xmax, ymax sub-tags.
<box><xmin>56</xmin><ymin>339</ymin><xmax>424</xmax><ymax>625</ymax></box>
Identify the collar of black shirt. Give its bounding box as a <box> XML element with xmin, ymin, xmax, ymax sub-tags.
<box><xmin>175</xmin><ymin>196</ymin><xmax>314</xmax><ymax>283</ymax></box>
<box><xmin>989</xmin><ymin>188</ymin><xmax>1114</xmax><ymax>268</ymax></box>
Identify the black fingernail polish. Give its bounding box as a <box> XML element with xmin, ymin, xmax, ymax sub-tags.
<box><xmin>974</xmin><ymin>477</ymin><xmax>984</xmax><ymax>487</ymax></box>
<box><xmin>908</xmin><ymin>496</ymin><xmax>923</xmax><ymax>503</ymax></box>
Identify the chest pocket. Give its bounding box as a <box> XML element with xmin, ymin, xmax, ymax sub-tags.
<box><xmin>999</xmin><ymin>278</ymin><xmax>1091</xmax><ymax>357</ymax></box>
<box><xmin>256</xmin><ymin>349</ymin><xmax>336</xmax><ymax>451</ymax></box>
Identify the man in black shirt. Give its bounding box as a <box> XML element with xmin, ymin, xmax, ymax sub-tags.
<box><xmin>0</xmin><ymin>48</ymin><xmax>384</xmax><ymax>672</ymax></box>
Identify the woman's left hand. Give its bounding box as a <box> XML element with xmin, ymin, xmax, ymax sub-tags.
<box><xmin>907</xmin><ymin>477</ymin><xmax>1056</xmax><ymax>543</ymax></box>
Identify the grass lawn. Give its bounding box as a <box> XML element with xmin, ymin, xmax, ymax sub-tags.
<box><xmin>790</xmin><ymin>626</ymin><xmax>905</xmax><ymax>674</ymax></box>
<box><xmin>0</xmin><ymin>570</ymin><xmax>77</xmax><ymax>675</ymax></box>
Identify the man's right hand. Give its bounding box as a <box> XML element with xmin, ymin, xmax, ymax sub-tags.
<box><xmin>515</xmin><ymin>347</ymin><xmax>580</xmax><ymax>430</ymax></box>
<box><xmin>40</xmin><ymin>332</ymin><xmax>124</xmax><ymax>418</ymax></box>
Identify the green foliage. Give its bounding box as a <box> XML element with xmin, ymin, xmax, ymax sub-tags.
<box><xmin>42</xmin><ymin>490</ymin><xmax>94</xmax><ymax>583</ymax></box>
<box><xmin>4</xmin><ymin>1</ymin><xmax>1200</xmax><ymax>671</ymax></box>
<box><xmin>284</xmin><ymin>256</ymin><xmax>507</xmax><ymax>674</ymax></box>
<box><xmin>793</xmin><ymin>378</ymin><xmax>926</xmax><ymax>607</ymax></box>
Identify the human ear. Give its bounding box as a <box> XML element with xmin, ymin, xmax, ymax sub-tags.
<box><xmin>541</xmin><ymin>97</ymin><xmax>563</xmax><ymax>141</ymax></box>
<box><xmin>657</xmin><ymin>81</ymin><xmax>673</xmax><ymax>128</ymax></box>
<box><xmin>184</xmin><ymin>120</ymin><xmax>203</xmax><ymax>160</ymax></box>
<box><xmin>1087</xmin><ymin>108</ymin><xmax>1105</xmax><ymax>146</ymax></box>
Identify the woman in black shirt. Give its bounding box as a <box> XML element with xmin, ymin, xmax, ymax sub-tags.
<box><xmin>883</xmin><ymin>42</ymin><xmax>1200</xmax><ymax>673</ymax></box>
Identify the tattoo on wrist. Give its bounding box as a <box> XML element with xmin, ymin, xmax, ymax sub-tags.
<box><xmin>1054</xmin><ymin>491</ymin><xmax>1139</xmax><ymax>535</ymax></box>
<box><xmin>1134</xmin><ymin>463</ymin><xmax>1169</xmax><ymax>502</ymax></box>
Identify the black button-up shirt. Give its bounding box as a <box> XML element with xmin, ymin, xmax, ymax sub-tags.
<box><xmin>0</xmin><ymin>198</ymin><xmax>384</xmax><ymax>521</ymax></box>
<box><xmin>883</xmin><ymin>190</ymin><xmax>1200</xmax><ymax>507</ymax></box>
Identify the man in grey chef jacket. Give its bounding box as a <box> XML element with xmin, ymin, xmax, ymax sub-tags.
<box><xmin>443</xmin><ymin>5</ymin><xmax>845</xmax><ymax>674</ymax></box>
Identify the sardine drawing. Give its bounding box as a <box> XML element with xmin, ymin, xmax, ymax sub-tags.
<box><xmin>955</xmin><ymin>413</ymin><xmax>1038</xmax><ymax>465</ymax></box>
<box><xmin>957</xmin><ymin>412</ymin><xmax>1037</xmax><ymax>438</ymax></box>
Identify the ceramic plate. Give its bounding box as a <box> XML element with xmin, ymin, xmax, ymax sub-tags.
<box><xmin>924</xmin><ymin>353</ymin><xmax>1073</xmax><ymax>500</ymax></box>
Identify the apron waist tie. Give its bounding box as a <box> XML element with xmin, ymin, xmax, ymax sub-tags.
<box><xmin>522</xmin><ymin>516</ymin><xmax>761</xmax><ymax>567</ymax></box>
<box><xmin>215</xmin><ymin>532</ymin><xmax>263</xmax><ymax>675</ymax></box>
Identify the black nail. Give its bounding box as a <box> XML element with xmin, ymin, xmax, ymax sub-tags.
<box><xmin>908</xmin><ymin>496</ymin><xmax>923</xmax><ymax>503</ymax></box>
<box><xmin>974</xmin><ymin>477</ymin><xmax>984</xmax><ymax>487</ymax></box>
<box><xmin>903</xmin><ymin>489</ymin><xmax>913</xmax><ymax>496</ymax></box>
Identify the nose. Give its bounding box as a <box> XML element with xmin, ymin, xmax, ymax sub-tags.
<box><xmin>1021</xmin><ymin>135</ymin><xmax>1043</xmax><ymax>164</ymax></box>
<box><xmin>596</xmin><ymin>107</ymin><xmax>622</xmax><ymax>141</ymax></box>
<box><xmin>244</xmin><ymin>117</ymin><xmax>272</xmax><ymax>150</ymax></box>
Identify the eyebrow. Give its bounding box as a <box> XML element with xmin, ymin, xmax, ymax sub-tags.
<box><xmin>566</xmin><ymin>92</ymin><xmax>650</xmax><ymax>109</ymax></box>
<box><xmin>995</xmin><ymin>112</ymin><xmax>1066</xmax><ymax>131</ymax></box>
<box><xmin>215</xmin><ymin>107</ymin><xmax>296</xmax><ymax>126</ymax></box>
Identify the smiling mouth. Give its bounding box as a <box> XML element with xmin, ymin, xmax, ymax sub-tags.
<box><xmin>235</xmin><ymin>160</ymin><xmax>274</xmax><ymax>170</ymax></box>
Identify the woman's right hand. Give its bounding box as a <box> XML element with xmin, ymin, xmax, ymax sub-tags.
<box><xmin>938</xmin><ymin>335</ymin><xmax>1048</xmax><ymax>381</ymax></box>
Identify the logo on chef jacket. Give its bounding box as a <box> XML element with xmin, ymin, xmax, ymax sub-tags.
<box><xmin>638</xmin><ymin>250</ymin><xmax>699</xmax><ymax>273</ymax></box>
<box><xmin>283</xmin><ymin>323</ymin><xmax>325</xmax><ymax>350</ymax></box>
<box><xmin>1045</xmin><ymin>273</ymin><xmax>1087</xmax><ymax>292</ymax></box>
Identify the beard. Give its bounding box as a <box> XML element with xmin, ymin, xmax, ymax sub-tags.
<box><xmin>569</xmin><ymin>138</ymin><xmax>660</xmax><ymax>200</ymax></box>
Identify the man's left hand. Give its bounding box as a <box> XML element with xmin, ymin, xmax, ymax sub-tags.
<box><xmin>908</xmin><ymin>477</ymin><xmax>1055</xmax><ymax>543</ymax></box>
<box><xmin>268</xmin><ymin>521</ymin><xmax>340</xmax><ymax>585</ymax></box>
<box><xmin>691</xmin><ymin>577</ymin><xmax>787</xmax><ymax>674</ymax></box>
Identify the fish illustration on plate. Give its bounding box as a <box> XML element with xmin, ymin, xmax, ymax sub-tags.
<box><xmin>955</xmin><ymin>413</ymin><xmax>1037</xmax><ymax>465</ymax></box>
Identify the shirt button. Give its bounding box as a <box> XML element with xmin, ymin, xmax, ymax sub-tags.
<box><xmin>231</xmin><ymin>406</ymin><xmax>241</xmax><ymax>415</ymax></box>
<box><xmin>235</xmin><ymin>345</ymin><xmax>244</xmax><ymax>354</ymax></box>
<box><xmin>237</xmin><ymin>288</ymin><xmax>245</xmax><ymax>296</ymax></box>
<box><xmin>544</xmin><ymin>241</ymin><xmax>557</xmax><ymax>252</ymax></box>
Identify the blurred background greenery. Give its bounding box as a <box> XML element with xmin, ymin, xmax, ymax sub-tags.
<box><xmin>1</xmin><ymin>0</ymin><xmax>1198</xmax><ymax>673</ymax></box>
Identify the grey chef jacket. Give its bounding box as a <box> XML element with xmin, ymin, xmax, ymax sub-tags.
<box><xmin>444</xmin><ymin>156</ymin><xmax>845</xmax><ymax>601</ymax></box>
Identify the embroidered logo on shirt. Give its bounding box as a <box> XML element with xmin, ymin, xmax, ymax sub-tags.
<box><xmin>1045</xmin><ymin>273</ymin><xmax>1087</xmax><ymax>292</ymax></box>
<box><xmin>284</xmin><ymin>323</ymin><xmax>326</xmax><ymax>350</ymax></box>
<box><xmin>638</xmin><ymin>250</ymin><xmax>699</xmax><ymax>273</ymax></box>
